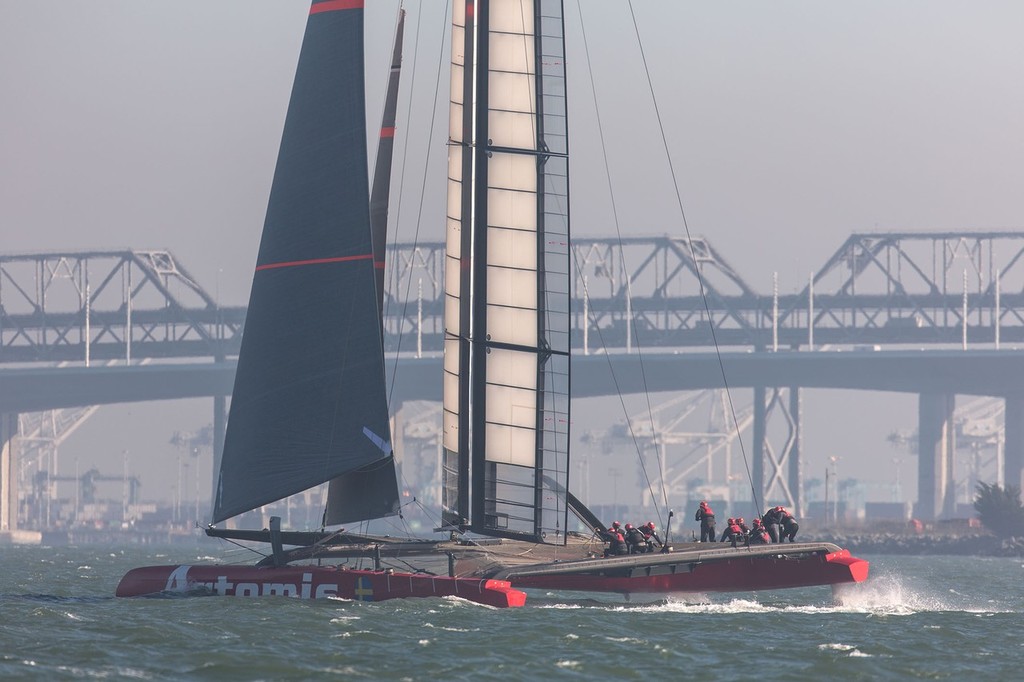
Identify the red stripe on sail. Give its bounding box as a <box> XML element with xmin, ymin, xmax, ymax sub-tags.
<box><xmin>373</xmin><ymin>261</ymin><xmax>386</xmax><ymax>270</ymax></box>
<box><xmin>255</xmin><ymin>253</ymin><xmax>373</xmax><ymax>272</ymax></box>
<box><xmin>380</xmin><ymin>127</ymin><xmax>396</xmax><ymax>138</ymax></box>
<box><xmin>310</xmin><ymin>0</ymin><xmax>363</xmax><ymax>15</ymax></box>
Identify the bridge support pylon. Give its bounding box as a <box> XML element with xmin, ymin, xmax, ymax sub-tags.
<box><xmin>212</xmin><ymin>394</ymin><xmax>226</xmax><ymax>502</ymax></box>
<box><xmin>1004</xmin><ymin>396</ymin><xmax>1024</xmax><ymax>494</ymax></box>
<box><xmin>1</xmin><ymin>413</ymin><xmax>19</xmax><ymax>531</ymax></box>
<box><xmin>917</xmin><ymin>393</ymin><xmax>956</xmax><ymax>520</ymax></box>
<box><xmin>752</xmin><ymin>386</ymin><xmax>801</xmax><ymax>518</ymax></box>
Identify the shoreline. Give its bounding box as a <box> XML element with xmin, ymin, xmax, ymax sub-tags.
<box><xmin>813</xmin><ymin>531</ymin><xmax>1024</xmax><ymax>557</ymax></box>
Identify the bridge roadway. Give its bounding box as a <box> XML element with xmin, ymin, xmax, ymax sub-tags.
<box><xmin>2</xmin><ymin>348</ymin><xmax>1023</xmax><ymax>528</ymax></box>
<box><xmin>2</xmin><ymin>349</ymin><xmax>1024</xmax><ymax>412</ymax></box>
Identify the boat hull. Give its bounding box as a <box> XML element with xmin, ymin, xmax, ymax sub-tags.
<box><xmin>115</xmin><ymin>564</ymin><xmax>525</xmax><ymax>608</ymax></box>
<box><xmin>505</xmin><ymin>546</ymin><xmax>869</xmax><ymax>595</ymax></box>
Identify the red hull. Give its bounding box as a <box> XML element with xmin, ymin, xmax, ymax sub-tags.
<box><xmin>511</xmin><ymin>548</ymin><xmax>869</xmax><ymax>594</ymax></box>
<box><xmin>116</xmin><ymin>564</ymin><xmax>525</xmax><ymax>608</ymax></box>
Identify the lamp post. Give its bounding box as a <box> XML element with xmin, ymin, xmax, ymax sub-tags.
<box><xmin>892</xmin><ymin>457</ymin><xmax>902</xmax><ymax>503</ymax></box>
<box><xmin>609</xmin><ymin>467</ymin><xmax>622</xmax><ymax>513</ymax></box>
<box><xmin>828</xmin><ymin>456</ymin><xmax>841</xmax><ymax>524</ymax></box>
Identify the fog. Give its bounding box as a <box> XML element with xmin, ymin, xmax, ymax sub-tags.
<box><xmin>1</xmin><ymin>1</ymin><xmax>1021</xmax><ymax>513</ymax></box>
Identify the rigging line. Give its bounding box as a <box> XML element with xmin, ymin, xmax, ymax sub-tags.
<box><xmin>516</xmin><ymin>0</ymin><xmax>537</xmax><ymax>146</ymax></box>
<box><xmin>387</xmin><ymin>0</ymin><xmax>452</xmax><ymax>536</ymax></box>
<box><xmin>383</xmin><ymin>0</ymin><xmax>421</xmax><ymax>332</ymax></box>
<box><xmin>214</xmin><ymin>535</ymin><xmax>270</xmax><ymax>561</ymax></box>
<box><xmin>374</xmin><ymin>0</ymin><xmax>429</xmax><ymax>542</ymax></box>
<box><xmin>407</xmin><ymin>490</ymin><xmax>445</xmax><ymax>530</ymax></box>
<box><xmin>575</xmin><ymin>0</ymin><xmax>667</xmax><ymax>522</ymax></box>
<box><xmin>382</xmin><ymin>556</ymin><xmax>440</xmax><ymax>576</ymax></box>
<box><xmin>572</xmin><ymin>249</ymin><xmax>663</xmax><ymax>529</ymax></box>
<box><xmin>625</xmin><ymin>0</ymin><xmax>762</xmax><ymax>517</ymax></box>
<box><xmin>352</xmin><ymin>518</ymin><xmax>370</xmax><ymax>570</ymax></box>
<box><xmin>386</xmin><ymin>0</ymin><xmax>451</xmax><ymax>409</ymax></box>
<box><xmin>622</xmin><ymin>266</ymin><xmax>671</xmax><ymax>513</ymax></box>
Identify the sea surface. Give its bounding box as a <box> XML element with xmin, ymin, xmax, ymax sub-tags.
<box><xmin>1</xmin><ymin>543</ymin><xmax>1022</xmax><ymax>680</ymax></box>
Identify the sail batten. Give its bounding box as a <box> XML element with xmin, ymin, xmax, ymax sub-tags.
<box><xmin>213</xmin><ymin>2</ymin><xmax>394</xmax><ymax>525</ymax></box>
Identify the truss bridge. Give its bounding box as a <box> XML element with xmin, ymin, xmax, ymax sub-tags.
<box><xmin>3</xmin><ymin>231</ymin><xmax>1024</xmax><ymax>531</ymax></box>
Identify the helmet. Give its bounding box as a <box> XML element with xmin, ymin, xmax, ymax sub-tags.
<box><xmin>776</xmin><ymin>506</ymin><xmax>784</xmax><ymax>512</ymax></box>
<box><xmin>647</xmin><ymin>522</ymin><xmax>655</xmax><ymax>529</ymax></box>
<box><xmin>625</xmin><ymin>523</ymin><xmax>634</xmax><ymax>530</ymax></box>
<box><xmin>727</xmin><ymin>518</ymin><xmax>735</xmax><ymax>524</ymax></box>
<box><xmin>612</xmin><ymin>521</ymin><xmax>621</xmax><ymax>528</ymax></box>
<box><xmin>753</xmin><ymin>518</ymin><xmax>762</xmax><ymax>526</ymax></box>
<box><xmin>736</xmin><ymin>517</ymin><xmax>744</xmax><ymax>524</ymax></box>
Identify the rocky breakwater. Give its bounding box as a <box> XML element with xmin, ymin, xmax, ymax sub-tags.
<box><xmin>815</xmin><ymin>531</ymin><xmax>1024</xmax><ymax>557</ymax></box>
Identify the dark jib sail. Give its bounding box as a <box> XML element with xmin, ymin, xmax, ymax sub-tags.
<box><xmin>443</xmin><ymin>0</ymin><xmax>572</xmax><ymax>543</ymax></box>
<box><xmin>213</xmin><ymin>0</ymin><xmax>395</xmax><ymax>524</ymax></box>
<box><xmin>322</xmin><ymin>8</ymin><xmax>407</xmax><ymax>526</ymax></box>
<box><xmin>369</xmin><ymin>8</ymin><xmax>405</xmax><ymax>321</ymax></box>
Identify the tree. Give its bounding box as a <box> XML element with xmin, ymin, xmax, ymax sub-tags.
<box><xmin>974</xmin><ymin>482</ymin><xmax>1024</xmax><ymax>537</ymax></box>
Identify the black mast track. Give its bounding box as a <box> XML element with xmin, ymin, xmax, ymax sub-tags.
<box><xmin>532</xmin><ymin>0</ymin><xmax>547</xmax><ymax>542</ymax></box>
<box><xmin>457</xmin><ymin>0</ymin><xmax>477</xmax><ymax>528</ymax></box>
<box><xmin>469</xmin><ymin>0</ymin><xmax>491</xmax><ymax>537</ymax></box>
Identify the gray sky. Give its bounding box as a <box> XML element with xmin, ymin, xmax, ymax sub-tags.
<box><xmin>2</xmin><ymin>1</ymin><xmax>1021</xmax><ymax>513</ymax></box>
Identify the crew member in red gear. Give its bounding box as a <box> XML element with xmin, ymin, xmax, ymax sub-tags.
<box><xmin>694</xmin><ymin>500</ymin><xmax>717</xmax><ymax>542</ymax></box>
<box><xmin>747</xmin><ymin>517</ymin><xmax>771</xmax><ymax>545</ymax></box>
<box><xmin>640</xmin><ymin>521</ymin><xmax>663</xmax><ymax>550</ymax></box>
<box><xmin>761</xmin><ymin>506</ymin><xmax>783</xmax><ymax>543</ymax></box>
<box><xmin>604</xmin><ymin>522</ymin><xmax>627</xmax><ymax>556</ymax></box>
<box><xmin>779</xmin><ymin>507</ymin><xmax>799</xmax><ymax>542</ymax></box>
<box><xmin>720</xmin><ymin>518</ymin><xmax>744</xmax><ymax>547</ymax></box>
<box><xmin>624</xmin><ymin>523</ymin><xmax>650</xmax><ymax>554</ymax></box>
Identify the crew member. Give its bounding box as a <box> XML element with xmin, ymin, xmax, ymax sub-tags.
<box><xmin>625</xmin><ymin>523</ymin><xmax>650</xmax><ymax>554</ymax></box>
<box><xmin>640</xmin><ymin>521</ymin><xmax>663</xmax><ymax>550</ymax></box>
<box><xmin>694</xmin><ymin>501</ymin><xmax>716</xmax><ymax>542</ymax></box>
<box><xmin>604</xmin><ymin>522</ymin><xmax>627</xmax><ymax>556</ymax></box>
<box><xmin>761</xmin><ymin>507</ymin><xmax>782</xmax><ymax>543</ymax></box>
<box><xmin>735</xmin><ymin>517</ymin><xmax>749</xmax><ymax>536</ymax></box>
<box><xmin>720</xmin><ymin>518</ymin><xmax>744</xmax><ymax>547</ymax></box>
<box><xmin>779</xmin><ymin>507</ymin><xmax>799</xmax><ymax>542</ymax></box>
<box><xmin>747</xmin><ymin>517</ymin><xmax>771</xmax><ymax>544</ymax></box>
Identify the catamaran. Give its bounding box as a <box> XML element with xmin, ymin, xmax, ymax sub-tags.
<box><xmin>117</xmin><ymin>0</ymin><xmax>868</xmax><ymax>607</ymax></box>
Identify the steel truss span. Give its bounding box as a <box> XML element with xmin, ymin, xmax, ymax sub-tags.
<box><xmin>2</xmin><ymin>232</ymin><xmax>1024</xmax><ymax>365</ymax></box>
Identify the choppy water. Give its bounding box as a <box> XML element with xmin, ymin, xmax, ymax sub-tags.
<box><xmin>2</xmin><ymin>544</ymin><xmax>1023</xmax><ymax>680</ymax></box>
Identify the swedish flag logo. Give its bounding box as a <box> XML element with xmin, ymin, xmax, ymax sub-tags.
<box><xmin>354</xmin><ymin>576</ymin><xmax>374</xmax><ymax>601</ymax></box>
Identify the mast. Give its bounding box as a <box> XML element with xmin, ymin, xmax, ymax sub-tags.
<box><xmin>443</xmin><ymin>0</ymin><xmax>571</xmax><ymax>543</ymax></box>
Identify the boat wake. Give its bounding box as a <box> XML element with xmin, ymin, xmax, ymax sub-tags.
<box><xmin>828</xmin><ymin>574</ymin><xmax>953</xmax><ymax>614</ymax></box>
<box><xmin>529</xmin><ymin>570</ymin><xmax>1009</xmax><ymax>615</ymax></box>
